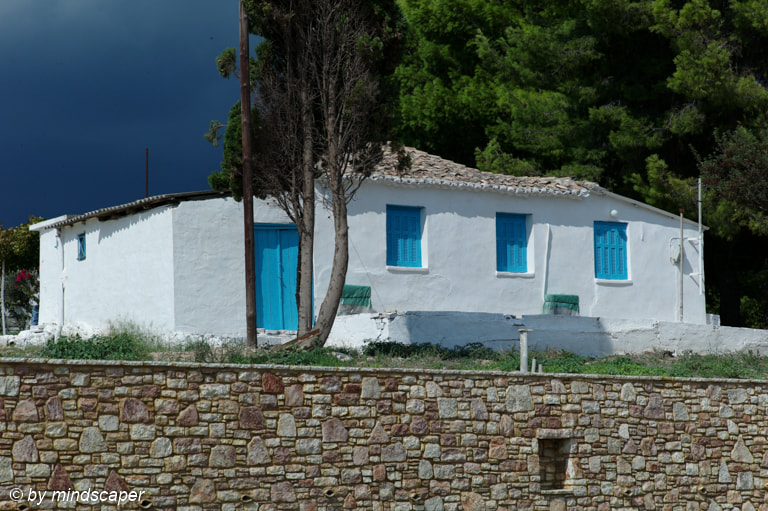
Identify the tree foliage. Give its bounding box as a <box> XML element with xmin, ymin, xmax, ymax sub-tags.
<box><xmin>700</xmin><ymin>124</ymin><xmax>768</xmax><ymax>236</ymax></box>
<box><xmin>209</xmin><ymin>0</ymin><xmax>404</xmax><ymax>342</ymax></box>
<box><xmin>1</xmin><ymin>217</ymin><xmax>43</xmax><ymax>332</ymax></box>
<box><xmin>207</xmin><ymin>101</ymin><xmax>255</xmax><ymax>201</ymax></box>
<box><xmin>394</xmin><ymin>0</ymin><xmax>768</xmax><ymax>188</ymax></box>
<box><xmin>0</xmin><ymin>216</ymin><xmax>43</xmax><ymax>272</ymax></box>
<box><xmin>393</xmin><ymin>0</ymin><xmax>768</xmax><ymax>326</ymax></box>
<box><xmin>205</xmin><ymin>0</ymin><xmax>768</xmax><ymax>328</ymax></box>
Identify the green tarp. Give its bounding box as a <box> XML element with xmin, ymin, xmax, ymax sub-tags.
<box><xmin>341</xmin><ymin>285</ymin><xmax>371</xmax><ymax>307</ymax></box>
<box><xmin>543</xmin><ymin>294</ymin><xmax>579</xmax><ymax>315</ymax></box>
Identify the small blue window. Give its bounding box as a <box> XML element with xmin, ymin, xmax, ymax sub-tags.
<box><xmin>594</xmin><ymin>222</ymin><xmax>627</xmax><ymax>279</ymax></box>
<box><xmin>496</xmin><ymin>213</ymin><xmax>528</xmax><ymax>272</ymax></box>
<box><xmin>386</xmin><ymin>205</ymin><xmax>422</xmax><ymax>267</ymax></box>
<box><xmin>77</xmin><ymin>233</ymin><xmax>86</xmax><ymax>261</ymax></box>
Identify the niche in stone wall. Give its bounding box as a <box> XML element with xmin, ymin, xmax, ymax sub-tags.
<box><xmin>539</xmin><ymin>438</ymin><xmax>572</xmax><ymax>490</ymax></box>
<box><xmin>536</xmin><ymin>429</ymin><xmax>575</xmax><ymax>492</ymax></box>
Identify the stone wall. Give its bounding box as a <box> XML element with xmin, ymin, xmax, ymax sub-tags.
<box><xmin>0</xmin><ymin>359</ymin><xmax>766</xmax><ymax>511</ymax></box>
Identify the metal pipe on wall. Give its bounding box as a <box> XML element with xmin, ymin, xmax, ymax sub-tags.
<box><xmin>679</xmin><ymin>210</ymin><xmax>684</xmax><ymax>322</ymax></box>
<box><xmin>57</xmin><ymin>228</ymin><xmax>65</xmax><ymax>340</ymax></box>
<box><xmin>698</xmin><ymin>178</ymin><xmax>704</xmax><ymax>295</ymax></box>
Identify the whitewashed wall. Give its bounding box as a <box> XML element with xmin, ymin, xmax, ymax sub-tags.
<box><xmin>171</xmin><ymin>196</ymin><xmax>292</xmax><ymax>337</ymax></box>
<box><xmin>35</xmin><ymin>224</ymin><xmax>62</xmax><ymax>328</ymax></box>
<box><xmin>31</xmin><ymin>180</ymin><xmax>706</xmax><ymax>342</ymax></box>
<box><xmin>35</xmin><ymin>208</ymin><xmax>177</xmax><ymax>334</ymax></box>
<box><xmin>171</xmin><ymin>197</ymin><xmax>244</xmax><ymax>337</ymax></box>
<box><xmin>33</xmin><ymin>197</ymin><xmax>295</xmax><ymax>340</ymax></box>
<box><xmin>313</xmin><ymin>181</ymin><xmax>706</xmax><ymax>325</ymax></box>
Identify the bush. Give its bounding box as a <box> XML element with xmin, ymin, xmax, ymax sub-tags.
<box><xmin>363</xmin><ymin>341</ymin><xmax>498</xmax><ymax>361</ymax></box>
<box><xmin>38</xmin><ymin>323</ymin><xmax>160</xmax><ymax>361</ymax></box>
<box><xmin>13</xmin><ymin>333</ymin><xmax>768</xmax><ymax>380</ymax></box>
<box><xmin>244</xmin><ymin>346</ymin><xmax>353</xmax><ymax>367</ymax></box>
<box><xmin>533</xmin><ymin>350</ymin><xmax>588</xmax><ymax>374</ymax></box>
<box><xmin>587</xmin><ymin>356</ymin><xmax>666</xmax><ymax>377</ymax></box>
<box><xmin>185</xmin><ymin>341</ymin><xmax>356</xmax><ymax>367</ymax></box>
<box><xmin>668</xmin><ymin>351</ymin><xmax>768</xmax><ymax>379</ymax></box>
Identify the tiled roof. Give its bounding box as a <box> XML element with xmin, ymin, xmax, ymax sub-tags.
<box><xmin>370</xmin><ymin>146</ymin><xmax>598</xmax><ymax>197</ymax></box>
<box><xmin>40</xmin><ymin>191</ymin><xmax>228</xmax><ymax>229</ymax></box>
<box><xmin>40</xmin><ymin>149</ymin><xmax>597</xmax><ymax>232</ymax></box>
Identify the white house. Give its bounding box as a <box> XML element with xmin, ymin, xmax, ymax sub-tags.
<box><xmin>29</xmin><ymin>147</ymin><xmax>708</xmax><ymax>349</ymax></box>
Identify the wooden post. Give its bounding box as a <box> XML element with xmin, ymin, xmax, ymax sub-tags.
<box><xmin>240</xmin><ymin>0</ymin><xmax>257</xmax><ymax>346</ymax></box>
<box><xmin>145</xmin><ymin>148</ymin><xmax>149</xmax><ymax>198</ymax></box>
<box><xmin>1</xmin><ymin>259</ymin><xmax>6</xmax><ymax>336</ymax></box>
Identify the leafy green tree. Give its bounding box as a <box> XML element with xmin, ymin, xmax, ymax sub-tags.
<box><xmin>394</xmin><ymin>0</ymin><xmax>521</xmax><ymax>166</ymax></box>
<box><xmin>394</xmin><ymin>0</ymin><xmax>768</xmax><ymax>326</ymax></box>
<box><xmin>394</xmin><ymin>0</ymin><xmax>675</xmax><ymax>187</ymax></box>
<box><xmin>649</xmin><ymin>0</ymin><xmax>768</xmax><ymax>325</ymax></box>
<box><xmin>395</xmin><ymin>0</ymin><xmax>768</xmax><ymax>182</ymax></box>
<box><xmin>0</xmin><ymin>216</ymin><xmax>43</xmax><ymax>333</ymax></box>
<box><xmin>0</xmin><ymin>217</ymin><xmax>41</xmax><ymax>272</ymax></box>
<box><xmin>207</xmin><ymin>101</ymin><xmax>254</xmax><ymax>201</ymax></box>
<box><xmin>700</xmin><ymin>125</ymin><xmax>768</xmax><ymax>235</ymax></box>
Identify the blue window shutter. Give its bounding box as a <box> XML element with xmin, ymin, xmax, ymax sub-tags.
<box><xmin>594</xmin><ymin>222</ymin><xmax>627</xmax><ymax>279</ymax></box>
<box><xmin>77</xmin><ymin>233</ymin><xmax>86</xmax><ymax>261</ymax></box>
<box><xmin>386</xmin><ymin>205</ymin><xmax>422</xmax><ymax>267</ymax></box>
<box><xmin>496</xmin><ymin>214</ymin><xmax>527</xmax><ymax>272</ymax></box>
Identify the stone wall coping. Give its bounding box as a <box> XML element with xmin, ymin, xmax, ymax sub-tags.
<box><xmin>0</xmin><ymin>356</ymin><xmax>765</xmax><ymax>385</ymax></box>
<box><xmin>536</xmin><ymin>428</ymin><xmax>573</xmax><ymax>439</ymax></box>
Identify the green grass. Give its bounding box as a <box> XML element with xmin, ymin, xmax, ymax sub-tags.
<box><xmin>36</xmin><ymin>322</ymin><xmax>163</xmax><ymax>361</ymax></box>
<box><xmin>3</xmin><ymin>329</ymin><xmax>768</xmax><ymax>380</ymax></box>
<box><xmin>666</xmin><ymin>351</ymin><xmax>768</xmax><ymax>379</ymax></box>
<box><xmin>184</xmin><ymin>340</ymin><xmax>355</xmax><ymax>367</ymax></box>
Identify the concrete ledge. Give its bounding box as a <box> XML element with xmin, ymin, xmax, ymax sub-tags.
<box><xmin>328</xmin><ymin>311</ymin><xmax>768</xmax><ymax>357</ymax></box>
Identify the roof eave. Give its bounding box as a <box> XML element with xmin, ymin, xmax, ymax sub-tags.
<box><xmin>593</xmin><ymin>188</ymin><xmax>708</xmax><ymax>230</ymax></box>
<box><xmin>39</xmin><ymin>191</ymin><xmax>230</xmax><ymax>230</ymax></box>
<box><xmin>368</xmin><ymin>175</ymin><xmax>593</xmax><ymax>198</ymax></box>
<box><xmin>29</xmin><ymin>215</ymin><xmax>75</xmax><ymax>232</ymax></box>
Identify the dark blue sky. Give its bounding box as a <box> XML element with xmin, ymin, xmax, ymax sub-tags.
<box><xmin>0</xmin><ymin>1</ymin><xmax>241</xmax><ymax>228</ymax></box>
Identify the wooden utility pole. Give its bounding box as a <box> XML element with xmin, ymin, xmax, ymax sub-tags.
<box><xmin>240</xmin><ymin>0</ymin><xmax>257</xmax><ymax>346</ymax></box>
<box><xmin>1</xmin><ymin>260</ymin><xmax>6</xmax><ymax>336</ymax></box>
<box><xmin>145</xmin><ymin>148</ymin><xmax>149</xmax><ymax>198</ymax></box>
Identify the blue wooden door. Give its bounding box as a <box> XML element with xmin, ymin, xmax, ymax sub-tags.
<box><xmin>255</xmin><ymin>225</ymin><xmax>299</xmax><ymax>330</ymax></box>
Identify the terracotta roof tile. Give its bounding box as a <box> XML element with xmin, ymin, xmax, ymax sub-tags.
<box><xmin>41</xmin><ymin>191</ymin><xmax>228</xmax><ymax>229</ymax></box>
<box><xmin>370</xmin><ymin>146</ymin><xmax>598</xmax><ymax>197</ymax></box>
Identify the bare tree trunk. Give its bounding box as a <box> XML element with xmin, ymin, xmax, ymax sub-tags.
<box><xmin>297</xmin><ymin>210</ymin><xmax>315</xmax><ymax>334</ymax></box>
<box><xmin>311</xmin><ymin>0</ymin><xmax>382</xmax><ymax>345</ymax></box>
<box><xmin>240</xmin><ymin>0</ymin><xmax>258</xmax><ymax>347</ymax></box>
<box><xmin>296</xmin><ymin>85</ymin><xmax>316</xmax><ymax>335</ymax></box>
<box><xmin>251</xmin><ymin>0</ymin><xmax>395</xmax><ymax>349</ymax></box>
<box><xmin>314</xmin><ymin>195</ymin><xmax>349</xmax><ymax>344</ymax></box>
<box><xmin>314</xmin><ymin>107</ymin><xmax>349</xmax><ymax>343</ymax></box>
<box><xmin>296</xmin><ymin>220</ymin><xmax>314</xmax><ymax>335</ymax></box>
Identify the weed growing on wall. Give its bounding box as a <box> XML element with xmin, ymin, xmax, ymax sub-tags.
<box><xmin>666</xmin><ymin>351</ymin><xmax>768</xmax><ymax>379</ymax></box>
<box><xmin>38</xmin><ymin>322</ymin><xmax>163</xmax><ymax>361</ymax></box>
<box><xmin>6</xmin><ymin>333</ymin><xmax>768</xmax><ymax>380</ymax></box>
<box><xmin>184</xmin><ymin>340</ymin><xmax>357</xmax><ymax>367</ymax></box>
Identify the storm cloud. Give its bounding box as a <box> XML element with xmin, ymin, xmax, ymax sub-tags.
<box><xmin>0</xmin><ymin>0</ymin><xmax>240</xmax><ymax>227</ymax></box>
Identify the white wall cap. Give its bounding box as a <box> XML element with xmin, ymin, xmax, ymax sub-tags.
<box><xmin>29</xmin><ymin>215</ymin><xmax>75</xmax><ymax>231</ymax></box>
